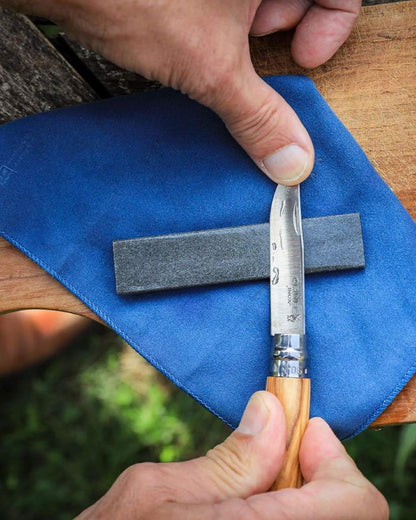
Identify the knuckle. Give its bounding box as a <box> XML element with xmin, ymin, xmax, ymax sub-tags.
<box><xmin>119</xmin><ymin>462</ymin><xmax>161</xmax><ymax>495</ymax></box>
<box><xmin>352</xmin><ymin>479</ymin><xmax>389</xmax><ymax>520</ymax></box>
<box><xmin>121</xmin><ymin>462</ymin><xmax>156</xmax><ymax>486</ymax></box>
<box><xmin>122</xmin><ymin>462</ymin><xmax>188</xmax><ymax>504</ymax></box>
<box><xmin>186</xmin><ymin>52</ymin><xmax>241</xmax><ymax>108</ymax></box>
<box><xmin>369</xmin><ymin>485</ymin><xmax>389</xmax><ymax>520</ymax></box>
<box><xmin>227</xmin><ymin>93</ymin><xmax>284</xmax><ymax>157</ymax></box>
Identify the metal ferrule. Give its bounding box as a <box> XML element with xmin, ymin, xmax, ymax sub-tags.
<box><xmin>271</xmin><ymin>333</ymin><xmax>308</xmax><ymax>378</ymax></box>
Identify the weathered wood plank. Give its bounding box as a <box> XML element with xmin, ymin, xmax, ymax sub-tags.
<box><xmin>0</xmin><ymin>8</ymin><xmax>100</xmax><ymax>321</ymax></box>
<box><xmin>372</xmin><ymin>378</ymin><xmax>416</xmax><ymax>428</ymax></box>
<box><xmin>62</xmin><ymin>37</ymin><xmax>161</xmax><ymax>97</ymax></box>
<box><xmin>0</xmin><ymin>238</ymin><xmax>101</xmax><ymax>321</ymax></box>
<box><xmin>0</xmin><ymin>7</ymin><xmax>97</xmax><ymax>124</ymax></box>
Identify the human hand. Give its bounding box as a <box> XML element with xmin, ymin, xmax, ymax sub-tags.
<box><xmin>75</xmin><ymin>391</ymin><xmax>388</xmax><ymax>519</ymax></box>
<box><xmin>4</xmin><ymin>0</ymin><xmax>361</xmax><ymax>185</ymax></box>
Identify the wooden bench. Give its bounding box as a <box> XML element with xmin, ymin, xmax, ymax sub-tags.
<box><xmin>0</xmin><ymin>1</ymin><xmax>415</xmax><ymax>428</ymax></box>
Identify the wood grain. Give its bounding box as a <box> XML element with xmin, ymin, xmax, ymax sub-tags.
<box><xmin>0</xmin><ymin>8</ymin><xmax>97</xmax><ymax>124</ymax></box>
<box><xmin>0</xmin><ymin>2</ymin><xmax>415</xmax><ymax>426</ymax></box>
<box><xmin>371</xmin><ymin>378</ymin><xmax>416</xmax><ymax>428</ymax></box>
<box><xmin>0</xmin><ymin>238</ymin><xmax>100</xmax><ymax>321</ymax></box>
<box><xmin>62</xmin><ymin>36</ymin><xmax>162</xmax><ymax>97</ymax></box>
<box><xmin>266</xmin><ymin>377</ymin><xmax>310</xmax><ymax>489</ymax></box>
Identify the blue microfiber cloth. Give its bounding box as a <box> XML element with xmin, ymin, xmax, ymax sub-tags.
<box><xmin>1</xmin><ymin>76</ymin><xmax>415</xmax><ymax>440</ymax></box>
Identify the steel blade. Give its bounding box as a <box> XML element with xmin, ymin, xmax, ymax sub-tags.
<box><xmin>270</xmin><ymin>185</ymin><xmax>305</xmax><ymax>335</ymax></box>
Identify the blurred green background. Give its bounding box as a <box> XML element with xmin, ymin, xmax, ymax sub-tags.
<box><xmin>1</xmin><ymin>326</ymin><xmax>416</xmax><ymax>519</ymax></box>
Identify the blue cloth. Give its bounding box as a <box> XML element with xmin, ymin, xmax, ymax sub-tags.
<box><xmin>1</xmin><ymin>76</ymin><xmax>415</xmax><ymax>440</ymax></box>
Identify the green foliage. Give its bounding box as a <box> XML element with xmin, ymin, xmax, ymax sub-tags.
<box><xmin>345</xmin><ymin>426</ymin><xmax>416</xmax><ymax>519</ymax></box>
<box><xmin>1</xmin><ymin>328</ymin><xmax>416</xmax><ymax>519</ymax></box>
<box><xmin>0</xmin><ymin>330</ymin><xmax>229</xmax><ymax>519</ymax></box>
<box><xmin>395</xmin><ymin>424</ymin><xmax>416</xmax><ymax>483</ymax></box>
<box><xmin>36</xmin><ymin>24</ymin><xmax>61</xmax><ymax>39</ymax></box>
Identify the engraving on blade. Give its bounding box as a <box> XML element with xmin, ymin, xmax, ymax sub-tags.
<box><xmin>270</xmin><ymin>186</ymin><xmax>305</xmax><ymax>335</ymax></box>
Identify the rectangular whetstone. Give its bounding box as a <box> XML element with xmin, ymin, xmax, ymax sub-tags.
<box><xmin>113</xmin><ymin>213</ymin><xmax>364</xmax><ymax>294</ymax></box>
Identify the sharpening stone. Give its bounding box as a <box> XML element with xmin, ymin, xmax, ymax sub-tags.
<box><xmin>113</xmin><ymin>213</ymin><xmax>364</xmax><ymax>295</ymax></box>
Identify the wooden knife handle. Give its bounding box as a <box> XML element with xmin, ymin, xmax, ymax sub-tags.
<box><xmin>266</xmin><ymin>376</ymin><xmax>310</xmax><ymax>490</ymax></box>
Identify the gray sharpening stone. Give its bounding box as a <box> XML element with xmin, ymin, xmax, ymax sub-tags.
<box><xmin>113</xmin><ymin>213</ymin><xmax>364</xmax><ymax>295</ymax></box>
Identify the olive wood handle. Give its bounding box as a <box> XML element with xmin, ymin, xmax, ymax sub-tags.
<box><xmin>266</xmin><ymin>376</ymin><xmax>310</xmax><ymax>490</ymax></box>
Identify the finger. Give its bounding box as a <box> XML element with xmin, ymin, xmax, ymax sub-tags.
<box><xmin>251</xmin><ymin>0</ymin><xmax>312</xmax><ymax>36</ymax></box>
<box><xmin>170</xmin><ymin>391</ymin><xmax>287</xmax><ymax>501</ymax></box>
<box><xmin>211</xmin><ymin>63</ymin><xmax>314</xmax><ymax>185</ymax></box>
<box><xmin>291</xmin><ymin>0</ymin><xmax>361</xmax><ymax>68</ymax></box>
<box><xmin>93</xmin><ymin>415</ymin><xmax>387</xmax><ymax>520</ymax></box>
<box><xmin>164</xmin><ymin>419</ymin><xmax>385</xmax><ymax>520</ymax></box>
<box><xmin>299</xmin><ymin>417</ymin><xmax>362</xmax><ymax>483</ymax></box>
<box><xmin>76</xmin><ymin>392</ymin><xmax>287</xmax><ymax>519</ymax></box>
<box><xmin>148</xmin><ymin>472</ymin><xmax>389</xmax><ymax>520</ymax></box>
<box><xmin>286</xmin><ymin>417</ymin><xmax>389</xmax><ymax>520</ymax></box>
<box><xmin>239</xmin><ymin>418</ymin><xmax>387</xmax><ymax>520</ymax></box>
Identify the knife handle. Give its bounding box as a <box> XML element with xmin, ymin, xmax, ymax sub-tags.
<box><xmin>266</xmin><ymin>376</ymin><xmax>310</xmax><ymax>490</ymax></box>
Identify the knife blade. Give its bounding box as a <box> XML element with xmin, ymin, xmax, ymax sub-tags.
<box><xmin>270</xmin><ymin>185</ymin><xmax>305</xmax><ymax>338</ymax></box>
<box><xmin>266</xmin><ymin>184</ymin><xmax>310</xmax><ymax>490</ymax></box>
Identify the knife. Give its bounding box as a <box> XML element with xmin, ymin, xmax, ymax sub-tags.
<box><xmin>266</xmin><ymin>184</ymin><xmax>310</xmax><ymax>490</ymax></box>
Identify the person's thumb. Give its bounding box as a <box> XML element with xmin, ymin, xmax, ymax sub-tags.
<box><xmin>76</xmin><ymin>392</ymin><xmax>287</xmax><ymax>520</ymax></box>
<box><xmin>212</xmin><ymin>66</ymin><xmax>314</xmax><ymax>185</ymax></box>
<box><xmin>167</xmin><ymin>391</ymin><xmax>286</xmax><ymax>502</ymax></box>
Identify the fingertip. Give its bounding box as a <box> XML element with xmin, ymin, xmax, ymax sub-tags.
<box><xmin>300</xmin><ymin>417</ymin><xmax>356</xmax><ymax>483</ymax></box>
<box><xmin>302</xmin><ymin>417</ymin><xmax>344</xmax><ymax>458</ymax></box>
<box><xmin>235</xmin><ymin>391</ymin><xmax>287</xmax><ymax>487</ymax></box>
<box><xmin>308</xmin><ymin>416</ymin><xmax>333</xmax><ymax>431</ymax></box>
<box><xmin>291</xmin><ymin>39</ymin><xmax>326</xmax><ymax>69</ymax></box>
<box><xmin>237</xmin><ymin>391</ymin><xmax>285</xmax><ymax>437</ymax></box>
<box><xmin>220</xmin><ymin>73</ymin><xmax>314</xmax><ymax>185</ymax></box>
<box><xmin>258</xmin><ymin>390</ymin><xmax>287</xmax><ymax>431</ymax></box>
<box><xmin>250</xmin><ymin>0</ymin><xmax>311</xmax><ymax>37</ymax></box>
<box><xmin>255</xmin><ymin>389</ymin><xmax>285</xmax><ymax>415</ymax></box>
<box><xmin>291</xmin><ymin>4</ymin><xmax>360</xmax><ymax>69</ymax></box>
<box><xmin>260</xmin><ymin>143</ymin><xmax>314</xmax><ymax>185</ymax></box>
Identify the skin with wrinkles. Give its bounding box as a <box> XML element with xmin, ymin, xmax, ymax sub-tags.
<box><xmin>1</xmin><ymin>0</ymin><xmax>361</xmax><ymax>184</ymax></box>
